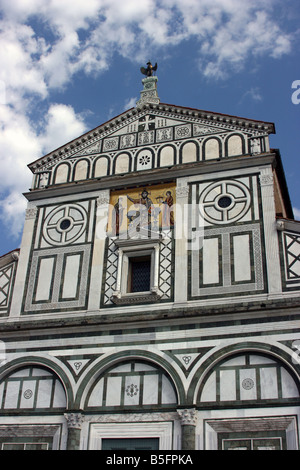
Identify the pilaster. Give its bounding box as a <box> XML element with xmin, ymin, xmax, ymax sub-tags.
<box><xmin>174</xmin><ymin>182</ymin><xmax>189</xmax><ymax>304</ymax></box>
<box><xmin>9</xmin><ymin>206</ymin><xmax>37</xmax><ymax>317</ymax></box>
<box><xmin>259</xmin><ymin>167</ymin><xmax>282</xmax><ymax>295</ymax></box>
<box><xmin>87</xmin><ymin>190</ymin><xmax>110</xmax><ymax>311</ymax></box>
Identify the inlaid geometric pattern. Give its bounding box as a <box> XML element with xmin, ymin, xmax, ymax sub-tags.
<box><xmin>284</xmin><ymin>232</ymin><xmax>300</xmax><ymax>279</ymax></box>
<box><xmin>198</xmin><ymin>179</ymin><xmax>251</xmax><ymax>225</ymax></box>
<box><xmin>0</xmin><ymin>265</ymin><xmax>13</xmax><ymax>307</ymax></box>
<box><xmin>102</xmin><ymin>230</ymin><xmax>173</xmax><ymax>305</ymax></box>
<box><xmin>42</xmin><ymin>203</ymin><xmax>88</xmax><ymax>246</ymax></box>
<box><xmin>103</xmin><ymin>238</ymin><xmax>119</xmax><ymax>305</ymax></box>
<box><xmin>158</xmin><ymin>230</ymin><xmax>173</xmax><ymax>299</ymax></box>
<box><xmin>0</xmin><ymin>262</ymin><xmax>15</xmax><ymax>313</ymax></box>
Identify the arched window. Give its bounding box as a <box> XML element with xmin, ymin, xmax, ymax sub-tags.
<box><xmin>198</xmin><ymin>352</ymin><xmax>299</xmax><ymax>405</ymax></box>
<box><xmin>0</xmin><ymin>366</ymin><xmax>67</xmax><ymax>411</ymax></box>
<box><xmin>86</xmin><ymin>360</ymin><xmax>178</xmax><ymax>409</ymax></box>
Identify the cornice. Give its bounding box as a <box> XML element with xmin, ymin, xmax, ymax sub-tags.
<box><xmin>0</xmin><ymin>297</ymin><xmax>299</xmax><ymax>336</ymax></box>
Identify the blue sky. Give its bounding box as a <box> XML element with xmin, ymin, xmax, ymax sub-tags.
<box><xmin>0</xmin><ymin>0</ymin><xmax>299</xmax><ymax>256</ymax></box>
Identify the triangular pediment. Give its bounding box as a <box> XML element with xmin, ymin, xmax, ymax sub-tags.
<box><xmin>28</xmin><ymin>103</ymin><xmax>275</xmax><ymax>180</ymax></box>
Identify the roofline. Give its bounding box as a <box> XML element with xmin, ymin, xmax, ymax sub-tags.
<box><xmin>0</xmin><ymin>248</ymin><xmax>20</xmax><ymax>265</ymax></box>
<box><xmin>27</xmin><ymin>102</ymin><xmax>275</xmax><ymax>171</ymax></box>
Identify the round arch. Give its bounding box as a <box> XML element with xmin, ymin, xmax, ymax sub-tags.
<box><xmin>92</xmin><ymin>155</ymin><xmax>110</xmax><ymax>178</ymax></box>
<box><xmin>112</xmin><ymin>151</ymin><xmax>132</xmax><ymax>174</ymax></box>
<box><xmin>224</xmin><ymin>132</ymin><xmax>246</xmax><ymax>157</ymax></box>
<box><xmin>72</xmin><ymin>158</ymin><xmax>90</xmax><ymax>181</ymax></box>
<box><xmin>53</xmin><ymin>161</ymin><xmax>71</xmax><ymax>185</ymax></box>
<box><xmin>179</xmin><ymin>140</ymin><xmax>200</xmax><ymax>164</ymax></box>
<box><xmin>0</xmin><ymin>355</ymin><xmax>74</xmax><ymax>409</ymax></box>
<box><xmin>188</xmin><ymin>342</ymin><xmax>300</xmax><ymax>404</ymax></box>
<box><xmin>76</xmin><ymin>349</ymin><xmax>186</xmax><ymax>409</ymax></box>
<box><xmin>157</xmin><ymin>144</ymin><xmax>176</xmax><ymax>167</ymax></box>
<box><xmin>202</xmin><ymin>136</ymin><xmax>222</xmax><ymax>160</ymax></box>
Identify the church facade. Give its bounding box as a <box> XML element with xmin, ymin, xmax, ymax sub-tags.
<box><xmin>0</xmin><ymin>72</ymin><xmax>299</xmax><ymax>450</ymax></box>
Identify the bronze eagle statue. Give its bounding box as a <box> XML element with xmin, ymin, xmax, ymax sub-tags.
<box><xmin>140</xmin><ymin>61</ymin><xmax>158</xmax><ymax>77</ymax></box>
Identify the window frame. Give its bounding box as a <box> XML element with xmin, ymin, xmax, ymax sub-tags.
<box><xmin>111</xmin><ymin>234</ymin><xmax>162</xmax><ymax>304</ymax></box>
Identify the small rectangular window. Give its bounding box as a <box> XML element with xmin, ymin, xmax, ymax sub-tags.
<box><xmin>128</xmin><ymin>256</ymin><xmax>151</xmax><ymax>293</ymax></box>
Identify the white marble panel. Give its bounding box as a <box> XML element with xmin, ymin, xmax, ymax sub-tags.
<box><xmin>204</xmin><ymin>138</ymin><xmax>219</xmax><ymax>160</ymax></box>
<box><xmin>106</xmin><ymin>376</ymin><xmax>122</xmax><ymax>406</ymax></box>
<box><xmin>124</xmin><ymin>376</ymin><xmax>140</xmax><ymax>406</ymax></box>
<box><xmin>88</xmin><ymin>379</ymin><xmax>104</xmax><ymax>406</ymax></box>
<box><xmin>62</xmin><ymin>254</ymin><xmax>80</xmax><ymax>299</ymax></box>
<box><xmin>202</xmin><ymin>237</ymin><xmax>219</xmax><ymax>284</ymax></box>
<box><xmin>233</xmin><ymin>234</ymin><xmax>251</xmax><ymax>281</ymax></box>
<box><xmin>4</xmin><ymin>381</ymin><xmax>19</xmax><ymax>408</ymax></box>
<box><xmin>52</xmin><ymin>380</ymin><xmax>67</xmax><ymax>408</ymax></box>
<box><xmin>239</xmin><ymin>368</ymin><xmax>257</xmax><ymax>400</ymax></box>
<box><xmin>227</xmin><ymin>135</ymin><xmax>243</xmax><ymax>156</ymax></box>
<box><xmin>88</xmin><ymin>378</ymin><xmax>104</xmax><ymax>407</ymax></box>
<box><xmin>35</xmin><ymin>257</ymin><xmax>54</xmax><ymax>301</ymax></box>
<box><xmin>159</xmin><ymin>145</ymin><xmax>175</xmax><ymax>166</ymax></box>
<box><xmin>36</xmin><ymin>379</ymin><xmax>52</xmax><ymax>408</ymax></box>
<box><xmin>260</xmin><ymin>367</ymin><xmax>278</xmax><ymax>399</ymax></box>
<box><xmin>20</xmin><ymin>380</ymin><xmax>36</xmax><ymax>408</ymax></box>
<box><xmin>181</xmin><ymin>141</ymin><xmax>197</xmax><ymax>163</ymax></box>
<box><xmin>200</xmin><ymin>371</ymin><xmax>216</xmax><ymax>402</ymax></box>
<box><xmin>143</xmin><ymin>374</ymin><xmax>158</xmax><ymax>404</ymax></box>
<box><xmin>281</xmin><ymin>367</ymin><xmax>299</xmax><ymax>398</ymax></box>
<box><xmin>220</xmin><ymin>369</ymin><xmax>236</xmax><ymax>401</ymax></box>
<box><xmin>161</xmin><ymin>375</ymin><xmax>177</xmax><ymax>404</ymax></box>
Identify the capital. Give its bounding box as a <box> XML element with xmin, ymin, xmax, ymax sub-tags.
<box><xmin>177</xmin><ymin>408</ymin><xmax>197</xmax><ymax>426</ymax></box>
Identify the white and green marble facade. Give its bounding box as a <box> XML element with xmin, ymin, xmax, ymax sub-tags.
<box><xmin>0</xmin><ymin>95</ymin><xmax>299</xmax><ymax>450</ymax></box>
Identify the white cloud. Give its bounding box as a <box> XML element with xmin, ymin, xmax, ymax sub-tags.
<box><xmin>123</xmin><ymin>97</ymin><xmax>138</xmax><ymax>111</ymax></box>
<box><xmin>40</xmin><ymin>103</ymin><xmax>88</xmax><ymax>154</ymax></box>
<box><xmin>0</xmin><ymin>191</ymin><xmax>27</xmax><ymax>241</ymax></box>
<box><xmin>0</xmin><ymin>102</ymin><xmax>87</xmax><ymax>239</ymax></box>
<box><xmin>0</xmin><ymin>0</ymin><xmax>297</xmax><ymax>241</ymax></box>
<box><xmin>293</xmin><ymin>208</ymin><xmax>300</xmax><ymax>221</ymax></box>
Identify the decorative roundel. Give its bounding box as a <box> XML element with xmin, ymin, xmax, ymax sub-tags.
<box><xmin>198</xmin><ymin>180</ymin><xmax>251</xmax><ymax>224</ymax></box>
<box><xmin>43</xmin><ymin>204</ymin><xmax>87</xmax><ymax>246</ymax></box>
<box><xmin>242</xmin><ymin>378</ymin><xmax>255</xmax><ymax>390</ymax></box>
<box><xmin>23</xmin><ymin>389</ymin><xmax>33</xmax><ymax>399</ymax></box>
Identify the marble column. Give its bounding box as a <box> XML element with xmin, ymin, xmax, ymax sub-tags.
<box><xmin>64</xmin><ymin>413</ymin><xmax>84</xmax><ymax>450</ymax></box>
<box><xmin>177</xmin><ymin>408</ymin><xmax>197</xmax><ymax>450</ymax></box>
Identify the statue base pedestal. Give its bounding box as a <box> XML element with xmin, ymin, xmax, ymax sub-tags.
<box><xmin>136</xmin><ymin>76</ymin><xmax>160</xmax><ymax>108</ymax></box>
